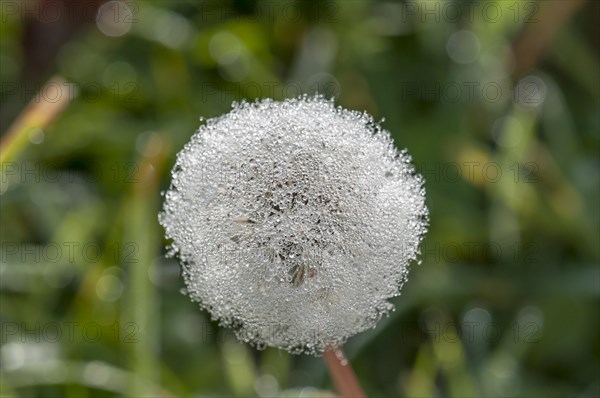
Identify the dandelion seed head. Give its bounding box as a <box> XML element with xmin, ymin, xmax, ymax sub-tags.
<box><xmin>159</xmin><ymin>95</ymin><xmax>428</xmax><ymax>355</ymax></box>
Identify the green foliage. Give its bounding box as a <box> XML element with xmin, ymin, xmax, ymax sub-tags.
<box><xmin>1</xmin><ymin>1</ymin><xmax>598</xmax><ymax>397</ymax></box>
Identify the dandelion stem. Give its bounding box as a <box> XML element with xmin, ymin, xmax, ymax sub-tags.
<box><xmin>324</xmin><ymin>347</ymin><xmax>366</xmax><ymax>398</ymax></box>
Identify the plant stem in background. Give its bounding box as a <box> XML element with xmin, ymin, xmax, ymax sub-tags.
<box><xmin>511</xmin><ymin>0</ymin><xmax>586</xmax><ymax>79</ymax></box>
<box><xmin>0</xmin><ymin>75</ymin><xmax>74</xmax><ymax>163</ymax></box>
<box><xmin>324</xmin><ymin>347</ymin><xmax>366</xmax><ymax>398</ymax></box>
<box><xmin>124</xmin><ymin>133</ymin><xmax>170</xmax><ymax>396</ymax></box>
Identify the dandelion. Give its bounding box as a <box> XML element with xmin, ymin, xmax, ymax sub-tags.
<box><xmin>159</xmin><ymin>95</ymin><xmax>427</xmax><ymax>356</ymax></box>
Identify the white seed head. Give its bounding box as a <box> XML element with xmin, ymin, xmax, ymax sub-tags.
<box><xmin>159</xmin><ymin>95</ymin><xmax>428</xmax><ymax>355</ymax></box>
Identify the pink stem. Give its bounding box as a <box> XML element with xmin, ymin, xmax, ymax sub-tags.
<box><xmin>323</xmin><ymin>347</ymin><xmax>366</xmax><ymax>398</ymax></box>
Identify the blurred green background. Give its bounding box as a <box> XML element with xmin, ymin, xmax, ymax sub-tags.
<box><xmin>1</xmin><ymin>0</ymin><xmax>599</xmax><ymax>397</ymax></box>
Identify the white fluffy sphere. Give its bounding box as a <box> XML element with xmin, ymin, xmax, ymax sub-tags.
<box><xmin>159</xmin><ymin>95</ymin><xmax>428</xmax><ymax>355</ymax></box>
